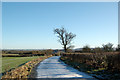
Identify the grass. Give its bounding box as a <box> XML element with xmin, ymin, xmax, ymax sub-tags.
<box><xmin>1</xmin><ymin>55</ymin><xmax>52</xmax><ymax>78</ymax></box>
<box><xmin>1</xmin><ymin>56</ymin><xmax>40</xmax><ymax>73</ymax></box>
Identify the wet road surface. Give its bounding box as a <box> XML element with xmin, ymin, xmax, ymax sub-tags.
<box><xmin>36</xmin><ymin>56</ymin><xmax>96</xmax><ymax>79</ymax></box>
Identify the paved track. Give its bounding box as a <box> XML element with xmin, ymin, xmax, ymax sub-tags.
<box><xmin>36</xmin><ymin>56</ymin><xmax>95</xmax><ymax>79</ymax></box>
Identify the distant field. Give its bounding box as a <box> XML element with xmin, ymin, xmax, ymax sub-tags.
<box><xmin>1</xmin><ymin>56</ymin><xmax>40</xmax><ymax>73</ymax></box>
<box><xmin>2</xmin><ymin>54</ymin><xmax>19</xmax><ymax>56</ymax></box>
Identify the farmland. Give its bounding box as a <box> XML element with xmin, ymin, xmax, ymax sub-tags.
<box><xmin>1</xmin><ymin>49</ymin><xmax>53</xmax><ymax>78</ymax></box>
<box><xmin>2</xmin><ymin>56</ymin><xmax>40</xmax><ymax>73</ymax></box>
<box><xmin>1</xmin><ymin>56</ymin><xmax>52</xmax><ymax>78</ymax></box>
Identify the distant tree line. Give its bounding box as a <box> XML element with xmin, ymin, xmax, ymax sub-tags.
<box><xmin>2</xmin><ymin>49</ymin><xmax>54</xmax><ymax>57</ymax></box>
<box><xmin>53</xmin><ymin>27</ymin><xmax>120</xmax><ymax>53</ymax></box>
<box><xmin>75</xmin><ymin>43</ymin><xmax>120</xmax><ymax>53</ymax></box>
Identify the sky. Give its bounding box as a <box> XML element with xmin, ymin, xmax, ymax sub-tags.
<box><xmin>2</xmin><ymin>2</ymin><xmax>118</xmax><ymax>49</ymax></box>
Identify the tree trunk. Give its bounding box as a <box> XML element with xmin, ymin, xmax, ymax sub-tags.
<box><xmin>64</xmin><ymin>45</ymin><xmax>67</xmax><ymax>52</ymax></box>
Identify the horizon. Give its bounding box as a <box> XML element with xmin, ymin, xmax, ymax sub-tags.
<box><xmin>3</xmin><ymin>43</ymin><xmax>118</xmax><ymax>50</ymax></box>
<box><xmin>2</xmin><ymin>2</ymin><xmax>118</xmax><ymax>49</ymax></box>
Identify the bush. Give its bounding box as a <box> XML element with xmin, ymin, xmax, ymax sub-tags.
<box><xmin>61</xmin><ymin>52</ymin><xmax>120</xmax><ymax>72</ymax></box>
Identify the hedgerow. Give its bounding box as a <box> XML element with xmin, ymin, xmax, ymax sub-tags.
<box><xmin>61</xmin><ymin>52</ymin><xmax>120</xmax><ymax>79</ymax></box>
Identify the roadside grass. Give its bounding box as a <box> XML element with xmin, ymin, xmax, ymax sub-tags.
<box><xmin>2</xmin><ymin>56</ymin><xmax>40</xmax><ymax>73</ymax></box>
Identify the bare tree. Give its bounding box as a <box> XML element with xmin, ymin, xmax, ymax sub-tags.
<box><xmin>54</xmin><ymin>27</ymin><xmax>76</xmax><ymax>52</ymax></box>
<box><xmin>102</xmin><ymin>43</ymin><xmax>113</xmax><ymax>52</ymax></box>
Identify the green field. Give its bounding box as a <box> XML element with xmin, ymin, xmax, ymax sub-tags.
<box><xmin>1</xmin><ymin>56</ymin><xmax>40</xmax><ymax>73</ymax></box>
